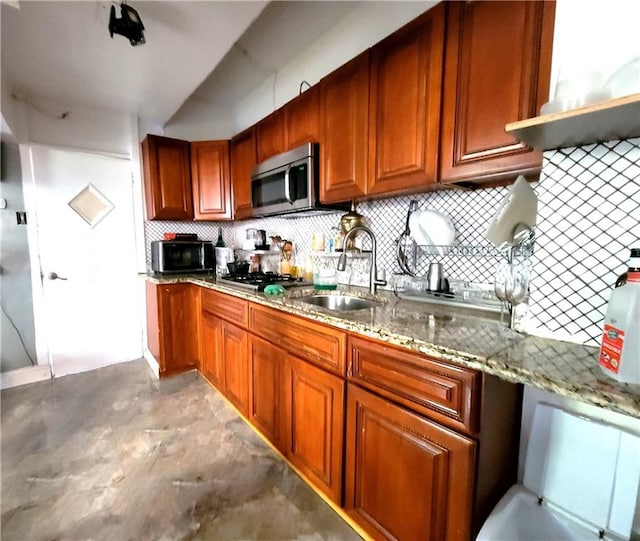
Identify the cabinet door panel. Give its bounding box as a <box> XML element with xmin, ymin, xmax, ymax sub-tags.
<box><xmin>345</xmin><ymin>384</ymin><xmax>475</xmax><ymax>541</ymax></box>
<box><xmin>319</xmin><ymin>51</ymin><xmax>370</xmax><ymax>202</ymax></box>
<box><xmin>201</xmin><ymin>312</ymin><xmax>224</xmax><ymax>390</ymax></box>
<box><xmin>440</xmin><ymin>1</ymin><xmax>555</xmax><ymax>185</ymax></box>
<box><xmin>284</xmin><ymin>355</ymin><xmax>345</xmax><ymax>504</ymax></box>
<box><xmin>201</xmin><ymin>288</ymin><xmax>248</xmax><ymax>328</ymax></box>
<box><xmin>142</xmin><ymin>135</ymin><xmax>193</xmax><ymax>221</ymax></box>
<box><xmin>222</xmin><ymin>322</ymin><xmax>249</xmax><ymax>416</ymax></box>
<box><xmin>148</xmin><ymin>283</ymin><xmax>198</xmax><ymax>376</ymax></box>
<box><xmin>368</xmin><ymin>5</ymin><xmax>444</xmax><ymax>196</ymax></box>
<box><xmin>285</xmin><ymin>86</ymin><xmax>319</xmax><ymax>149</ymax></box>
<box><xmin>191</xmin><ymin>140</ymin><xmax>232</xmax><ymax>220</ymax></box>
<box><xmin>249</xmin><ymin>336</ymin><xmax>284</xmax><ymax>449</ymax></box>
<box><xmin>256</xmin><ymin>110</ymin><xmax>286</xmax><ymax>164</ymax></box>
<box><xmin>249</xmin><ymin>304</ymin><xmax>346</xmax><ymax>376</ymax></box>
<box><xmin>230</xmin><ymin>128</ymin><xmax>257</xmax><ymax>219</ymax></box>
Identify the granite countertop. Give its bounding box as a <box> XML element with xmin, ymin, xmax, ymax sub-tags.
<box><xmin>144</xmin><ymin>273</ymin><xmax>640</xmax><ymax>419</ymax></box>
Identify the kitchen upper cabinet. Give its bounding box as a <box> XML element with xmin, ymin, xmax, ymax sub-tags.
<box><xmin>284</xmin><ymin>86</ymin><xmax>319</xmax><ymax>150</ymax></box>
<box><xmin>319</xmin><ymin>51</ymin><xmax>370</xmax><ymax>203</ymax></box>
<box><xmin>141</xmin><ymin>134</ymin><xmax>193</xmax><ymax>221</ymax></box>
<box><xmin>368</xmin><ymin>4</ymin><xmax>445</xmax><ymax>196</ymax></box>
<box><xmin>190</xmin><ymin>140</ymin><xmax>232</xmax><ymax>221</ymax></box>
<box><xmin>256</xmin><ymin>109</ymin><xmax>286</xmax><ymax>164</ymax></box>
<box><xmin>440</xmin><ymin>1</ymin><xmax>555</xmax><ymax>185</ymax></box>
<box><xmin>146</xmin><ymin>282</ymin><xmax>198</xmax><ymax>377</ymax></box>
<box><xmin>249</xmin><ymin>335</ymin><xmax>285</xmax><ymax>450</ymax></box>
<box><xmin>222</xmin><ymin>321</ymin><xmax>250</xmax><ymax>417</ymax></box>
<box><xmin>230</xmin><ymin>127</ymin><xmax>257</xmax><ymax>220</ymax></box>
<box><xmin>345</xmin><ymin>384</ymin><xmax>476</xmax><ymax>541</ymax></box>
<box><xmin>283</xmin><ymin>354</ymin><xmax>345</xmax><ymax>504</ymax></box>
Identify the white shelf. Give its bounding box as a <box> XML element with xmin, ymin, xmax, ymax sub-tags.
<box><xmin>505</xmin><ymin>93</ymin><xmax>640</xmax><ymax>150</ymax></box>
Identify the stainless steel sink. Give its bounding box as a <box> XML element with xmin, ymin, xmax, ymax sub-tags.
<box><xmin>299</xmin><ymin>294</ymin><xmax>382</xmax><ymax>311</ymax></box>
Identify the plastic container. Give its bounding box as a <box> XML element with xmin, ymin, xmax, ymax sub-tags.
<box><xmin>599</xmin><ymin>248</ymin><xmax>640</xmax><ymax>384</ymax></box>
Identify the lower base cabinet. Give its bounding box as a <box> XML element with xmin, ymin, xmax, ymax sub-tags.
<box><xmin>345</xmin><ymin>384</ymin><xmax>475</xmax><ymax>541</ymax></box>
<box><xmin>283</xmin><ymin>354</ymin><xmax>345</xmax><ymax>504</ymax></box>
<box><xmin>201</xmin><ymin>311</ymin><xmax>224</xmax><ymax>389</ymax></box>
<box><xmin>221</xmin><ymin>321</ymin><xmax>250</xmax><ymax>417</ymax></box>
<box><xmin>248</xmin><ymin>336</ymin><xmax>285</xmax><ymax>450</ymax></box>
<box><xmin>146</xmin><ymin>282</ymin><xmax>199</xmax><ymax>377</ymax></box>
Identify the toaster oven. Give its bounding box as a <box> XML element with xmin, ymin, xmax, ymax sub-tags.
<box><xmin>151</xmin><ymin>240</ymin><xmax>214</xmax><ymax>274</ymax></box>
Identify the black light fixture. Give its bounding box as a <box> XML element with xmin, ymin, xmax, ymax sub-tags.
<box><xmin>109</xmin><ymin>2</ymin><xmax>145</xmax><ymax>46</ymax></box>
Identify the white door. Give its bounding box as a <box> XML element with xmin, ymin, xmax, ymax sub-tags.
<box><xmin>30</xmin><ymin>145</ymin><xmax>142</xmax><ymax>377</ymax></box>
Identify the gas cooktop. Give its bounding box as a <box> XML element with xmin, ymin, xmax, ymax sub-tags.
<box><xmin>217</xmin><ymin>272</ymin><xmax>312</xmax><ymax>292</ymax></box>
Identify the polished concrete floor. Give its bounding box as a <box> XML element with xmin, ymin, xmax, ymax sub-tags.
<box><xmin>1</xmin><ymin>360</ymin><xmax>362</xmax><ymax>541</ymax></box>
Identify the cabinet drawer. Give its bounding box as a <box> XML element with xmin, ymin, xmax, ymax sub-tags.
<box><xmin>249</xmin><ymin>304</ymin><xmax>346</xmax><ymax>376</ymax></box>
<box><xmin>348</xmin><ymin>335</ymin><xmax>480</xmax><ymax>434</ymax></box>
<box><xmin>201</xmin><ymin>288</ymin><xmax>248</xmax><ymax>328</ymax></box>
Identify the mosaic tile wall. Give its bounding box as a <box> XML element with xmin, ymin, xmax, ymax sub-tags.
<box><xmin>528</xmin><ymin>138</ymin><xmax>640</xmax><ymax>347</ymax></box>
<box><xmin>144</xmin><ymin>186</ymin><xmax>512</xmax><ymax>289</ymax></box>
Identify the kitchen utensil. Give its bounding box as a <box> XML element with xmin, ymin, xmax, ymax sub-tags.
<box><xmin>396</xmin><ymin>200</ymin><xmax>419</xmax><ymax>276</ymax></box>
<box><xmin>486</xmin><ymin>176</ymin><xmax>537</xmax><ymax>246</ymax></box>
<box><xmin>340</xmin><ymin>201</ymin><xmax>364</xmax><ymax>250</ymax></box>
<box><xmin>426</xmin><ymin>262</ymin><xmax>449</xmax><ymax>293</ymax></box>
<box><xmin>227</xmin><ymin>261</ymin><xmax>249</xmax><ymax>276</ymax></box>
<box><xmin>408</xmin><ymin>210</ymin><xmax>432</xmax><ymax>246</ymax></box>
<box><xmin>215</xmin><ymin>247</ymin><xmax>234</xmax><ymax>276</ymax></box>
<box><xmin>418</xmin><ymin>210</ymin><xmax>456</xmax><ymax>247</ymax></box>
<box><xmin>509</xmin><ymin>260</ymin><xmax>531</xmax><ymax>305</ymax></box>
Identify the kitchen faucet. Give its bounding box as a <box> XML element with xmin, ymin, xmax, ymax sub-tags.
<box><xmin>337</xmin><ymin>225</ymin><xmax>386</xmax><ymax>295</ymax></box>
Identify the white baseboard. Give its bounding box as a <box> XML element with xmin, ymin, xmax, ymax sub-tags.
<box><xmin>144</xmin><ymin>350</ymin><xmax>160</xmax><ymax>379</ymax></box>
<box><xmin>1</xmin><ymin>364</ymin><xmax>51</xmax><ymax>390</ymax></box>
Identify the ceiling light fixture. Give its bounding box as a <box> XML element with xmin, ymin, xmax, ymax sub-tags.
<box><xmin>108</xmin><ymin>2</ymin><xmax>145</xmax><ymax>46</ymax></box>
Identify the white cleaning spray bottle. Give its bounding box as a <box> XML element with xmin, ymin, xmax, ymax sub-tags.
<box><xmin>599</xmin><ymin>248</ymin><xmax>640</xmax><ymax>383</ymax></box>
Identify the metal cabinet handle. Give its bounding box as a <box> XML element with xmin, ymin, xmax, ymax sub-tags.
<box><xmin>47</xmin><ymin>272</ymin><xmax>68</xmax><ymax>281</ymax></box>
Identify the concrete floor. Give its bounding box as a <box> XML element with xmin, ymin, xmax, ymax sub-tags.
<box><xmin>1</xmin><ymin>360</ymin><xmax>362</xmax><ymax>541</ymax></box>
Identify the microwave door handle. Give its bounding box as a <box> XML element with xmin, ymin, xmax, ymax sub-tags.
<box><xmin>284</xmin><ymin>165</ymin><xmax>294</xmax><ymax>204</ymax></box>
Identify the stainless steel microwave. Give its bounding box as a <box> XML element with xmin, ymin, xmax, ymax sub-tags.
<box><xmin>151</xmin><ymin>240</ymin><xmax>214</xmax><ymax>274</ymax></box>
<box><xmin>249</xmin><ymin>143</ymin><xmax>348</xmax><ymax>218</ymax></box>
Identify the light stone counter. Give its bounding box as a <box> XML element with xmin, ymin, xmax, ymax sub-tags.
<box><xmin>144</xmin><ymin>273</ymin><xmax>640</xmax><ymax>419</ymax></box>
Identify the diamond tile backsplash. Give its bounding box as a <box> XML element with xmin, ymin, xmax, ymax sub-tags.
<box><xmin>528</xmin><ymin>138</ymin><xmax>640</xmax><ymax>347</ymax></box>
<box><xmin>144</xmin><ymin>137</ymin><xmax>640</xmax><ymax>347</ymax></box>
<box><xmin>145</xmin><ymin>187</ymin><xmax>512</xmax><ymax>289</ymax></box>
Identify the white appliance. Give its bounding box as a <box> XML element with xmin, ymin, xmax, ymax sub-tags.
<box><xmin>477</xmin><ymin>403</ymin><xmax>640</xmax><ymax>541</ymax></box>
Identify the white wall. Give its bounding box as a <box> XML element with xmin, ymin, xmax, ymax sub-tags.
<box><xmin>1</xmin><ymin>95</ymin><xmax>149</xmax><ymax>384</ymax></box>
<box><xmin>164</xmin><ymin>1</ymin><xmax>435</xmax><ymax>138</ymax></box>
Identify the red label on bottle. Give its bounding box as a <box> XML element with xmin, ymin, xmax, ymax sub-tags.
<box><xmin>628</xmin><ymin>271</ymin><xmax>640</xmax><ymax>283</ymax></box>
<box><xmin>599</xmin><ymin>324</ymin><xmax>624</xmax><ymax>374</ymax></box>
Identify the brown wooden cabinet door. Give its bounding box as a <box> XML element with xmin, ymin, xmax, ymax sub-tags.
<box><xmin>222</xmin><ymin>321</ymin><xmax>249</xmax><ymax>416</ymax></box>
<box><xmin>256</xmin><ymin>109</ymin><xmax>286</xmax><ymax>164</ymax></box>
<box><xmin>345</xmin><ymin>384</ymin><xmax>476</xmax><ymax>541</ymax></box>
<box><xmin>201</xmin><ymin>311</ymin><xmax>224</xmax><ymax>390</ymax></box>
<box><xmin>141</xmin><ymin>135</ymin><xmax>193</xmax><ymax>221</ymax></box>
<box><xmin>283</xmin><ymin>354</ymin><xmax>345</xmax><ymax>504</ymax></box>
<box><xmin>285</xmin><ymin>86</ymin><xmax>319</xmax><ymax>150</ymax></box>
<box><xmin>249</xmin><ymin>335</ymin><xmax>285</xmax><ymax>450</ymax></box>
<box><xmin>319</xmin><ymin>51</ymin><xmax>370</xmax><ymax>203</ymax></box>
<box><xmin>440</xmin><ymin>1</ymin><xmax>555</xmax><ymax>185</ymax></box>
<box><xmin>191</xmin><ymin>140</ymin><xmax>232</xmax><ymax>220</ymax></box>
<box><xmin>148</xmin><ymin>283</ymin><xmax>198</xmax><ymax>377</ymax></box>
<box><xmin>230</xmin><ymin>128</ymin><xmax>257</xmax><ymax>219</ymax></box>
<box><xmin>368</xmin><ymin>4</ymin><xmax>445</xmax><ymax>196</ymax></box>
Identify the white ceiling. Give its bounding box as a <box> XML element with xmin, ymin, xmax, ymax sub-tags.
<box><xmin>0</xmin><ymin>1</ymin><xmax>268</xmax><ymax>123</ymax></box>
<box><xmin>1</xmin><ymin>0</ymin><xmax>365</xmax><ymax>130</ymax></box>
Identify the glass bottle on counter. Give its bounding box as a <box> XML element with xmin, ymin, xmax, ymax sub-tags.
<box><xmin>598</xmin><ymin>247</ymin><xmax>640</xmax><ymax>384</ymax></box>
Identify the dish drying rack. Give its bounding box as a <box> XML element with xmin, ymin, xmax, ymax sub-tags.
<box><xmin>395</xmin><ymin>223</ymin><xmax>535</xmax><ymax>314</ymax></box>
